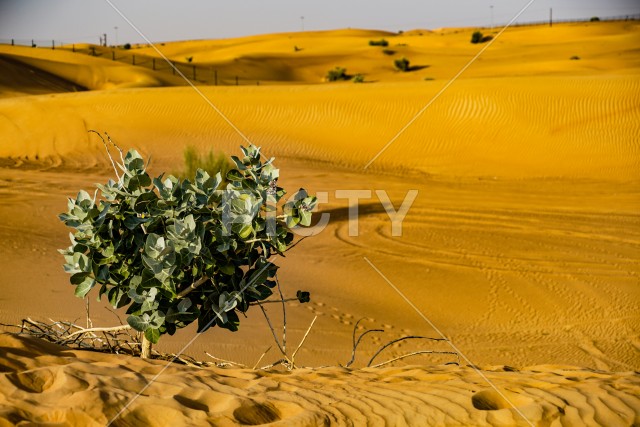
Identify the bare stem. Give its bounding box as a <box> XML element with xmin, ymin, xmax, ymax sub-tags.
<box><xmin>205</xmin><ymin>352</ymin><xmax>247</xmax><ymax>368</ymax></box>
<box><xmin>252</xmin><ymin>346</ymin><xmax>272</xmax><ymax>370</ymax></box>
<box><xmin>370</xmin><ymin>350</ymin><xmax>459</xmax><ymax>368</ymax></box>
<box><xmin>345</xmin><ymin>319</ymin><xmax>384</xmax><ymax>368</ymax></box>
<box><xmin>259</xmin><ymin>305</ymin><xmax>286</xmax><ymax>356</ymax></box>
<box><xmin>89</xmin><ymin>130</ymin><xmax>120</xmax><ymax>179</ymax></box>
<box><xmin>64</xmin><ymin>324</ymin><xmax>132</xmax><ymax>339</ymax></box>
<box><xmin>275</xmin><ymin>274</ymin><xmax>286</xmax><ymax>354</ymax></box>
<box><xmin>177</xmin><ymin>276</ymin><xmax>209</xmax><ymax>298</ymax></box>
<box><xmin>291</xmin><ymin>315</ymin><xmax>318</xmax><ymax>366</ymax></box>
<box><xmin>367</xmin><ymin>335</ymin><xmax>448</xmax><ymax>367</ymax></box>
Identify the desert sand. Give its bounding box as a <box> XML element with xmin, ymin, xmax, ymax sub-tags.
<box><xmin>0</xmin><ymin>20</ymin><xmax>639</xmax><ymax>426</ymax></box>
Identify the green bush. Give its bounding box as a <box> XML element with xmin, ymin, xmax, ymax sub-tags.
<box><xmin>570</xmin><ymin>55</ymin><xmax>580</xmax><ymax>60</ymax></box>
<box><xmin>369</xmin><ymin>39</ymin><xmax>389</xmax><ymax>47</ymax></box>
<box><xmin>179</xmin><ymin>146</ymin><xmax>233</xmax><ymax>181</ymax></box>
<box><xmin>326</xmin><ymin>67</ymin><xmax>349</xmax><ymax>82</ymax></box>
<box><xmin>382</xmin><ymin>49</ymin><xmax>396</xmax><ymax>56</ymax></box>
<box><xmin>123</xmin><ymin>43</ymin><xmax>131</xmax><ymax>50</ymax></box>
<box><xmin>353</xmin><ymin>74</ymin><xmax>365</xmax><ymax>83</ymax></box>
<box><xmin>590</xmin><ymin>16</ymin><xmax>600</xmax><ymax>22</ymax></box>
<box><xmin>394</xmin><ymin>57</ymin><xmax>410</xmax><ymax>72</ymax></box>
<box><xmin>59</xmin><ymin>144</ymin><xmax>316</xmax><ymax>351</ymax></box>
<box><xmin>471</xmin><ymin>31</ymin><xmax>483</xmax><ymax>44</ymax></box>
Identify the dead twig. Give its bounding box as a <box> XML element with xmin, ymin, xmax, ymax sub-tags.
<box><xmin>369</xmin><ymin>350</ymin><xmax>459</xmax><ymax>368</ymax></box>
<box><xmin>259</xmin><ymin>304</ymin><xmax>286</xmax><ymax>356</ymax></box>
<box><xmin>252</xmin><ymin>346</ymin><xmax>272</xmax><ymax>370</ymax></box>
<box><xmin>367</xmin><ymin>335</ymin><xmax>449</xmax><ymax>367</ymax></box>
<box><xmin>205</xmin><ymin>352</ymin><xmax>247</xmax><ymax>368</ymax></box>
<box><xmin>291</xmin><ymin>315</ymin><xmax>318</xmax><ymax>367</ymax></box>
<box><xmin>345</xmin><ymin>318</ymin><xmax>384</xmax><ymax>368</ymax></box>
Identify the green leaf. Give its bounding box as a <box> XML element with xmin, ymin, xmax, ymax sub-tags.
<box><xmin>237</xmin><ymin>224</ymin><xmax>253</xmax><ymax>239</ymax></box>
<box><xmin>127</xmin><ymin>314</ymin><xmax>151</xmax><ymax>332</ymax></box>
<box><xmin>124</xmin><ymin>215</ymin><xmax>149</xmax><ymax>230</ymax></box>
<box><xmin>144</xmin><ymin>328</ymin><xmax>161</xmax><ymax>344</ymax></box>
<box><xmin>74</xmin><ymin>276</ymin><xmax>96</xmax><ymax>298</ymax></box>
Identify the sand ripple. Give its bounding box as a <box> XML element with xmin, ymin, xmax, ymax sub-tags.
<box><xmin>0</xmin><ymin>334</ymin><xmax>638</xmax><ymax>426</ymax></box>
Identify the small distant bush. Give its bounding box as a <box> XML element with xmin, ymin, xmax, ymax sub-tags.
<box><xmin>123</xmin><ymin>43</ymin><xmax>131</xmax><ymax>50</ymax></box>
<box><xmin>294</xmin><ymin>45</ymin><xmax>302</xmax><ymax>52</ymax></box>
<box><xmin>570</xmin><ymin>55</ymin><xmax>581</xmax><ymax>60</ymax></box>
<box><xmin>394</xmin><ymin>57</ymin><xmax>410</xmax><ymax>72</ymax></box>
<box><xmin>186</xmin><ymin>56</ymin><xmax>193</xmax><ymax>63</ymax></box>
<box><xmin>424</xmin><ymin>77</ymin><xmax>435</xmax><ymax>81</ymax></box>
<box><xmin>369</xmin><ymin>39</ymin><xmax>389</xmax><ymax>47</ymax></box>
<box><xmin>179</xmin><ymin>146</ymin><xmax>233</xmax><ymax>180</ymax></box>
<box><xmin>398</xmin><ymin>30</ymin><xmax>404</xmax><ymax>35</ymax></box>
<box><xmin>471</xmin><ymin>31</ymin><xmax>484</xmax><ymax>44</ymax></box>
<box><xmin>590</xmin><ymin>16</ymin><xmax>600</xmax><ymax>22</ymax></box>
<box><xmin>382</xmin><ymin>49</ymin><xmax>396</xmax><ymax>56</ymax></box>
<box><xmin>481</xmin><ymin>35</ymin><xmax>494</xmax><ymax>43</ymax></box>
<box><xmin>326</xmin><ymin>67</ymin><xmax>349</xmax><ymax>82</ymax></box>
<box><xmin>353</xmin><ymin>74</ymin><xmax>365</xmax><ymax>83</ymax></box>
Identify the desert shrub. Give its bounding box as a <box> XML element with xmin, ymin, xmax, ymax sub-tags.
<box><xmin>326</xmin><ymin>67</ymin><xmax>349</xmax><ymax>82</ymax></box>
<box><xmin>179</xmin><ymin>146</ymin><xmax>233</xmax><ymax>181</ymax></box>
<box><xmin>186</xmin><ymin>56</ymin><xmax>193</xmax><ymax>63</ymax></box>
<box><xmin>382</xmin><ymin>49</ymin><xmax>396</xmax><ymax>56</ymax></box>
<box><xmin>590</xmin><ymin>16</ymin><xmax>600</xmax><ymax>22</ymax></box>
<box><xmin>424</xmin><ymin>77</ymin><xmax>435</xmax><ymax>81</ymax></box>
<box><xmin>59</xmin><ymin>144</ymin><xmax>316</xmax><ymax>351</ymax></box>
<box><xmin>570</xmin><ymin>55</ymin><xmax>581</xmax><ymax>60</ymax></box>
<box><xmin>471</xmin><ymin>31</ymin><xmax>484</xmax><ymax>44</ymax></box>
<box><xmin>123</xmin><ymin>43</ymin><xmax>131</xmax><ymax>50</ymax></box>
<box><xmin>481</xmin><ymin>35</ymin><xmax>493</xmax><ymax>43</ymax></box>
<box><xmin>369</xmin><ymin>39</ymin><xmax>389</xmax><ymax>47</ymax></box>
<box><xmin>353</xmin><ymin>74</ymin><xmax>365</xmax><ymax>83</ymax></box>
<box><xmin>394</xmin><ymin>57</ymin><xmax>410</xmax><ymax>72</ymax></box>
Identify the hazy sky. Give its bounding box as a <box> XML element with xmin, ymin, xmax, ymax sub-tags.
<box><xmin>1</xmin><ymin>0</ymin><xmax>638</xmax><ymax>45</ymax></box>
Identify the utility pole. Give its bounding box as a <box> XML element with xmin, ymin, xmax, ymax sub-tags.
<box><xmin>549</xmin><ymin>8</ymin><xmax>553</xmax><ymax>27</ymax></box>
<box><xmin>490</xmin><ymin>5</ymin><xmax>494</xmax><ymax>29</ymax></box>
<box><xmin>300</xmin><ymin>16</ymin><xmax>305</xmax><ymax>32</ymax></box>
<box><xmin>103</xmin><ymin>33</ymin><xmax>107</xmax><ymax>47</ymax></box>
<box><xmin>114</xmin><ymin>26</ymin><xmax>119</xmax><ymax>46</ymax></box>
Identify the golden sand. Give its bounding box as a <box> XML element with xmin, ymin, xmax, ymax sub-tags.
<box><xmin>0</xmin><ymin>21</ymin><xmax>638</xmax><ymax>425</ymax></box>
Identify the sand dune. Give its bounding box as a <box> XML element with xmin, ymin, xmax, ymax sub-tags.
<box><xmin>0</xmin><ymin>75</ymin><xmax>638</xmax><ymax>179</ymax></box>
<box><xmin>1</xmin><ymin>333</ymin><xmax>638</xmax><ymax>426</ymax></box>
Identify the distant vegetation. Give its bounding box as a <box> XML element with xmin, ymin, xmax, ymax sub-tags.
<box><xmin>382</xmin><ymin>49</ymin><xmax>396</xmax><ymax>56</ymax></box>
<box><xmin>186</xmin><ymin>56</ymin><xmax>193</xmax><ymax>63</ymax></box>
<box><xmin>570</xmin><ymin>55</ymin><xmax>581</xmax><ymax>60</ymax></box>
<box><xmin>590</xmin><ymin>16</ymin><xmax>600</xmax><ymax>22</ymax></box>
<box><xmin>177</xmin><ymin>146</ymin><xmax>233</xmax><ymax>180</ymax></box>
<box><xmin>326</xmin><ymin>67</ymin><xmax>350</xmax><ymax>82</ymax></box>
<box><xmin>470</xmin><ymin>31</ymin><xmax>493</xmax><ymax>44</ymax></box>
<box><xmin>394</xmin><ymin>57</ymin><xmax>411</xmax><ymax>72</ymax></box>
<box><xmin>123</xmin><ymin>43</ymin><xmax>131</xmax><ymax>50</ymax></box>
<box><xmin>369</xmin><ymin>39</ymin><xmax>389</xmax><ymax>47</ymax></box>
<box><xmin>353</xmin><ymin>74</ymin><xmax>365</xmax><ymax>83</ymax></box>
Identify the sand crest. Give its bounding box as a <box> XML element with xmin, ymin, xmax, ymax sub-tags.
<box><xmin>0</xmin><ymin>333</ymin><xmax>638</xmax><ymax>426</ymax></box>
